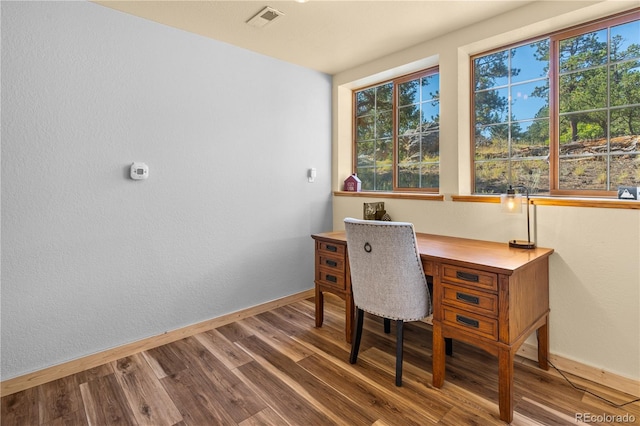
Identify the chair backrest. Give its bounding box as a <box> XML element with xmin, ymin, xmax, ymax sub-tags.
<box><xmin>344</xmin><ymin>218</ymin><xmax>431</xmax><ymax>321</ymax></box>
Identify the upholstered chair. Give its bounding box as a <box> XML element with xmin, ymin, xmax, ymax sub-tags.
<box><xmin>344</xmin><ymin>217</ymin><xmax>431</xmax><ymax>386</ymax></box>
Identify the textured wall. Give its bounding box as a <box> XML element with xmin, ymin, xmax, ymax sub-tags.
<box><xmin>1</xmin><ymin>1</ymin><xmax>332</xmax><ymax>379</ymax></box>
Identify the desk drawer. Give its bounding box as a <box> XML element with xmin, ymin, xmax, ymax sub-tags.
<box><xmin>442</xmin><ymin>264</ymin><xmax>497</xmax><ymax>291</ymax></box>
<box><xmin>442</xmin><ymin>284</ymin><xmax>498</xmax><ymax>317</ymax></box>
<box><xmin>317</xmin><ymin>268</ymin><xmax>346</xmax><ymax>290</ymax></box>
<box><xmin>318</xmin><ymin>241</ymin><xmax>346</xmax><ymax>256</ymax></box>
<box><xmin>443</xmin><ymin>307</ymin><xmax>498</xmax><ymax>340</ymax></box>
<box><xmin>318</xmin><ymin>254</ymin><xmax>345</xmax><ymax>272</ymax></box>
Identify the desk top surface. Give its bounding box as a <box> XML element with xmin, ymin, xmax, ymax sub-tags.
<box><xmin>312</xmin><ymin>230</ymin><xmax>554</xmax><ymax>274</ymax></box>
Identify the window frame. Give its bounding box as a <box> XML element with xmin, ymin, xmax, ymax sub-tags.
<box><xmin>470</xmin><ymin>9</ymin><xmax>640</xmax><ymax>198</ymax></box>
<box><xmin>352</xmin><ymin>67</ymin><xmax>440</xmax><ymax>193</ymax></box>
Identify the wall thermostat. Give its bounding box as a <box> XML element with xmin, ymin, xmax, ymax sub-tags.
<box><xmin>130</xmin><ymin>162</ymin><xmax>149</xmax><ymax>180</ymax></box>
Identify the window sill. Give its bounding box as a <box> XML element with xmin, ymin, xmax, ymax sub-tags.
<box><xmin>451</xmin><ymin>195</ymin><xmax>640</xmax><ymax>210</ymax></box>
<box><xmin>333</xmin><ymin>191</ymin><xmax>445</xmax><ymax>201</ymax></box>
<box><xmin>333</xmin><ymin>192</ymin><xmax>639</xmax><ymax>209</ymax></box>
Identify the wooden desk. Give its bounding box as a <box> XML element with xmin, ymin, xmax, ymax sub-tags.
<box><xmin>311</xmin><ymin>231</ymin><xmax>554</xmax><ymax>423</ymax></box>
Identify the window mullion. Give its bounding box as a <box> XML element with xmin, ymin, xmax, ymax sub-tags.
<box><xmin>549</xmin><ymin>37</ymin><xmax>560</xmax><ymax>194</ymax></box>
<box><xmin>392</xmin><ymin>81</ymin><xmax>399</xmax><ymax>191</ymax></box>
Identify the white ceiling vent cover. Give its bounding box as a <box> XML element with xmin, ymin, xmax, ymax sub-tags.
<box><xmin>247</xmin><ymin>6</ymin><xmax>284</xmax><ymax>28</ymax></box>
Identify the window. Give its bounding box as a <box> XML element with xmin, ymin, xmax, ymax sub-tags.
<box><xmin>472</xmin><ymin>11</ymin><xmax>640</xmax><ymax>196</ymax></box>
<box><xmin>354</xmin><ymin>68</ymin><xmax>440</xmax><ymax>192</ymax></box>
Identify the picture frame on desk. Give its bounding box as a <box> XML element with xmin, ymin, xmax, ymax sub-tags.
<box><xmin>363</xmin><ymin>202</ymin><xmax>384</xmax><ymax>220</ymax></box>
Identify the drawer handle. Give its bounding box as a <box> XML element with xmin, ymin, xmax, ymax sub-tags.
<box><xmin>456</xmin><ymin>271</ymin><xmax>479</xmax><ymax>282</ymax></box>
<box><xmin>325</xmin><ymin>275</ymin><xmax>337</xmax><ymax>283</ymax></box>
<box><xmin>456</xmin><ymin>315</ymin><xmax>479</xmax><ymax>328</ymax></box>
<box><xmin>325</xmin><ymin>259</ymin><xmax>338</xmax><ymax>267</ymax></box>
<box><xmin>456</xmin><ymin>292</ymin><xmax>480</xmax><ymax>305</ymax></box>
<box><xmin>325</xmin><ymin>245</ymin><xmax>338</xmax><ymax>252</ymax></box>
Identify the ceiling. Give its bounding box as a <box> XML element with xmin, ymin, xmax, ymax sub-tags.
<box><xmin>95</xmin><ymin>0</ymin><xmax>536</xmax><ymax>75</ymax></box>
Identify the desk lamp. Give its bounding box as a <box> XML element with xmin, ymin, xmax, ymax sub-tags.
<box><xmin>501</xmin><ymin>185</ymin><xmax>535</xmax><ymax>249</ymax></box>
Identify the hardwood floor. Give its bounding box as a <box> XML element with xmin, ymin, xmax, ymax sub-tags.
<box><xmin>2</xmin><ymin>295</ymin><xmax>639</xmax><ymax>425</ymax></box>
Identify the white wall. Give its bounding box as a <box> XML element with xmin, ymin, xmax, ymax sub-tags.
<box><xmin>333</xmin><ymin>1</ymin><xmax>640</xmax><ymax>381</ymax></box>
<box><xmin>1</xmin><ymin>1</ymin><xmax>332</xmax><ymax>380</ymax></box>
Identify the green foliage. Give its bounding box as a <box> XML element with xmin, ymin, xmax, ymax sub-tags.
<box><xmin>355</xmin><ymin>72</ymin><xmax>440</xmax><ymax>191</ymax></box>
<box><xmin>474</xmin><ymin>19</ymin><xmax>640</xmax><ymax>193</ymax></box>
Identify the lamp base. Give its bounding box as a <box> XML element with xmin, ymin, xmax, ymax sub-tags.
<box><xmin>509</xmin><ymin>240</ymin><xmax>536</xmax><ymax>249</ymax></box>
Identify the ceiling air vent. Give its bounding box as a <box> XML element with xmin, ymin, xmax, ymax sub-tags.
<box><xmin>247</xmin><ymin>6</ymin><xmax>284</xmax><ymax>28</ymax></box>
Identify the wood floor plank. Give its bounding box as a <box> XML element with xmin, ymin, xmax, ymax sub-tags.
<box><xmin>581</xmin><ymin>393</ymin><xmax>640</xmax><ymax>419</ymax></box>
<box><xmin>286</xmin><ymin>298</ymin><xmax>320</xmax><ymax>322</ymax></box>
<box><xmin>71</xmin><ymin>363</ymin><xmax>114</xmax><ymax>386</ymax></box>
<box><xmin>266</xmin><ymin>306</ymin><xmax>328</xmax><ymax>346</ymax></box>
<box><xmin>111</xmin><ymin>354</ymin><xmax>183</xmax><ymax>425</ymax></box>
<box><xmin>140</xmin><ymin>351</ymin><xmax>170</xmax><ymax>380</ymax></box>
<box><xmin>239</xmin><ymin>315</ymin><xmax>314</xmax><ymax>362</ymax></box>
<box><xmin>234</xmin><ymin>360</ymin><xmax>336</xmax><ymax>425</ymax></box>
<box><xmin>291</xmin><ymin>323</ymin><xmax>352</xmax><ymax>362</ymax></box>
<box><xmin>358</xmin><ymin>345</ymin><xmax>462</xmax><ymax>420</ymax></box>
<box><xmin>297</xmin><ymin>353</ymin><xmax>440</xmax><ymax>425</ymax></box>
<box><xmin>216</xmin><ymin>321</ymin><xmax>254</xmax><ymax>343</ymax></box>
<box><xmin>437</xmin><ymin>341</ymin><xmax>501</xmax><ymax>400</ymax></box>
<box><xmin>356</xmin><ymin>317</ymin><xmax>435</xmax><ymax>364</ymax></box>
<box><xmin>518</xmin><ymin>357</ymin><xmax>640</xmax><ymax>418</ymax></box>
<box><xmin>159</xmin><ymin>368</ymin><xmax>239</xmax><ymax>425</ymax></box>
<box><xmin>303</xmin><ymin>319</ymin><xmax>353</xmax><ymax>353</ymax></box>
<box><xmin>256</xmin><ymin>308</ymin><xmax>310</xmax><ymax>338</ymax></box>
<box><xmin>511</xmin><ymin>360</ymin><xmax>637</xmax><ymax>423</ymax></box>
<box><xmin>438</xmin><ymin>406</ymin><xmax>506</xmax><ymax>426</ymax></box>
<box><xmin>79</xmin><ymin>374</ymin><xmax>136</xmax><ymax>426</ymax></box>
<box><xmin>361</xmin><ymin>346</ymin><xmax>430</xmax><ymax>383</ymax></box>
<box><xmin>144</xmin><ymin>343</ymin><xmax>189</xmax><ymax>378</ymax></box>
<box><xmin>514</xmin><ymin>396</ymin><xmax>579</xmax><ymax>425</ymax></box>
<box><xmin>170</xmin><ymin>336</ymin><xmax>267</xmax><ymax>423</ymax></box>
<box><xmin>1</xmin><ymin>388</ymin><xmax>39</xmax><ymax>426</ymax></box>
<box><xmin>237</xmin><ymin>407</ymin><xmax>289</xmax><ymax>426</ymax></box>
<box><xmin>40</xmin><ymin>408</ymin><xmax>90</xmax><ymax>426</ymax></box>
<box><xmin>37</xmin><ymin>375</ymin><xmax>84</xmax><ymax>425</ymax></box>
<box><xmin>193</xmin><ymin>328</ymin><xmax>253</xmax><ymax>370</ymax></box>
<box><xmin>236</xmin><ymin>334</ymin><xmax>378</xmax><ymax>425</ymax></box>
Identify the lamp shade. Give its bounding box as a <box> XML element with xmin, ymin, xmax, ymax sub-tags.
<box><xmin>500</xmin><ymin>192</ymin><xmax>522</xmax><ymax>213</ymax></box>
<box><xmin>500</xmin><ymin>185</ymin><xmax>535</xmax><ymax>249</ymax></box>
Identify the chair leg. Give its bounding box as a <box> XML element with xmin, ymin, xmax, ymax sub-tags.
<box><xmin>350</xmin><ymin>308</ymin><xmax>365</xmax><ymax>364</ymax></box>
<box><xmin>384</xmin><ymin>318</ymin><xmax>391</xmax><ymax>334</ymax></box>
<box><xmin>396</xmin><ymin>320</ymin><xmax>404</xmax><ymax>386</ymax></box>
<box><xmin>445</xmin><ymin>337</ymin><xmax>453</xmax><ymax>356</ymax></box>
